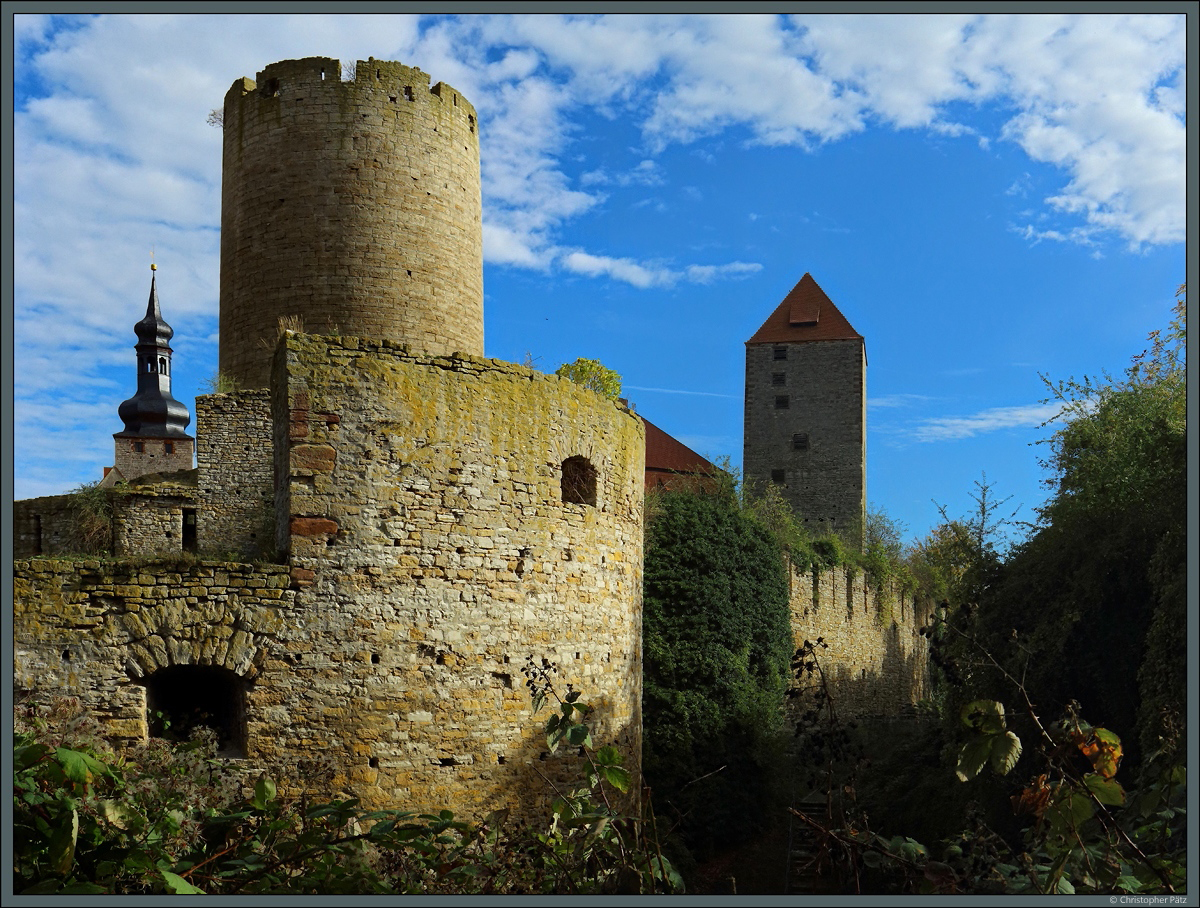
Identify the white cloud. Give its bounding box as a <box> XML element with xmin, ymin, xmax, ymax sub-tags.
<box><xmin>868</xmin><ymin>394</ymin><xmax>935</xmax><ymax>409</ymax></box>
<box><xmin>559</xmin><ymin>251</ymin><xmax>761</xmax><ymax>288</ymax></box>
<box><xmin>910</xmin><ymin>403</ymin><xmax>1063</xmax><ymax>442</ymax></box>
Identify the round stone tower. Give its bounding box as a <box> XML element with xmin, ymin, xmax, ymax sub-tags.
<box><xmin>219</xmin><ymin>57</ymin><xmax>483</xmax><ymax>388</ymax></box>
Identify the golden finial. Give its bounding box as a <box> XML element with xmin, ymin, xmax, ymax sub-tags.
<box><xmin>151</xmin><ymin>246</ymin><xmax>156</xmax><ymax>271</ymax></box>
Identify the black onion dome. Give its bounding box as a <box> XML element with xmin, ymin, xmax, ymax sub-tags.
<box><xmin>115</xmin><ymin>268</ymin><xmax>192</xmax><ymax>438</ymax></box>
<box><xmin>134</xmin><ymin>272</ymin><xmax>175</xmax><ymax>347</ymax></box>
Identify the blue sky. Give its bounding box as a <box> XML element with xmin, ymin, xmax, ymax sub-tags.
<box><xmin>10</xmin><ymin>13</ymin><xmax>1188</xmax><ymax>547</ymax></box>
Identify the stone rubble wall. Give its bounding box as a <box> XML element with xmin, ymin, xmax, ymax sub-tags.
<box><xmin>744</xmin><ymin>338</ymin><xmax>866</xmax><ymax>540</ymax></box>
<box><xmin>14</xmin><ymin>485</ymin><xmax>197</xmax><ymax>559</ymax></box>
<box><xmin>13</xmin><ymin>559</ymin><xmax>295</xmax><ymax>746</ymax></box>
<box><xmin>113</xmin><ymin>437</ymin><xmax>195</xmax><ymax>481</ymax></box>
<box><xmin>269</xmin><ymin>332</ymin><xmax>645</xmax><ymax>819</ymax></box>
<box><xmin>111</xmin><ymin>487</ymin><xmax>197</xmax><ymax>558</ymax></box>
<box><xmin>788</xmin><ymin>564</ymin><xmax>933</xmax><ymax>719</ymax></box>
<box><xmin>196</xmin><ymin>391</ymin><xmax>274</xmax><ymax>559</ymax></box>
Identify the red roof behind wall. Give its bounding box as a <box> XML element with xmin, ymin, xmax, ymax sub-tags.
<box><xmin>641</xmin><ymin>415</ymin><xmax>720</xmax><ymax>491</ymax></box>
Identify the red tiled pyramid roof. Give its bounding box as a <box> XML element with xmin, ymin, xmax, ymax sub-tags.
<box><xmin>746</xmin><ymin>273</ymin><xmax>863</xmax><ymax>345</ymax></box>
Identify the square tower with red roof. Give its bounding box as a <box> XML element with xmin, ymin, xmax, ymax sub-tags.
<box><xmin>744</xmin><ymin>273</ymin><xmax>865</xmax><ymax>544</ymax></box>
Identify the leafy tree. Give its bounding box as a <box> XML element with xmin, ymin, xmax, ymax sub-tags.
<box><xmin>641</xmin><ymin>487</ymin><xmax>793</xmax><ymax>855</ymax></box>
<box><xmin>936</xmin><ymin>288</ymin><xmax>1186</xmax><ymax>770</ymax></box>
<box><xmin>555</xmin><ymin>357</ymin><xmax>622</xmax><ymax>399</ymax></box>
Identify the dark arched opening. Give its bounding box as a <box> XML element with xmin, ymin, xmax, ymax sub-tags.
<box><xmin>561</xmin><ymin>455</ymin><xmax>598</xmax><ymax>507</ymax></box>
<box><xmin>144</xmin><ymin>664</ymin><xmax>248</xmax><ymax>758</ymax></box>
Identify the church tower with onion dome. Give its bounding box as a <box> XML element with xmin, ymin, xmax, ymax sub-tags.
<box><xmin>110</xmin><ymin>264</ymin><xmax>195</xmax><ymax>482</ymax></box>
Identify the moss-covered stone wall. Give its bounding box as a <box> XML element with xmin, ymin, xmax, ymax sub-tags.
<box><xmin>269</xmin><ymin>333</ymin><xmax>645</xmax><ymax>818</ymax></box>
<box><xmin>788</xmin><ymin>565</ymin><xmax>932</xmax><ymax>718</ymax></box>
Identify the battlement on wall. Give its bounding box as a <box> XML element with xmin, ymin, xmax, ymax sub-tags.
<box><xmin>227</xmin><ymin>56</ymin><xmax>476</xmax><ymax>126</ymax></box>
<box><xmin>787</xmin><ymin>564</ymin><xmax>932</xmax><ymax>719</ymax></box>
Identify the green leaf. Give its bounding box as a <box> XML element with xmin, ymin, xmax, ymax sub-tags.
<box><xmin>1083</xmin><ymin>773</ymin><xmax>1127</xmax><ymax>807</ymax></box>
<box><xmin>988</xmin><ymin>730</ymin><xmax>1023</xmax><ymax>775</ymax></box>
<box><xmin>48</xmin><ymin>808</ymin><xmax>79</xmax><ymax>876</ymax></box>
<box><xmin>594</xmin><ymin>745</ymin><xmax>624</xmax><ymax>767</ymax></box>
<box><xmin>960</xmin><ymin>699</ymin><xmax>1006</xmax><ymax>735</ymax></box>
<box><xmin>54</xmin><ymin>746</ymin><xmax>109</xmax><ymax>789</ymax></box>
<box><xmin>1046</xmin><ymin>790</ymin><xmax>1094</xmax><ymax>837</ymax></box>
<box><xmin>956</xmin><ymin>736</ymin><xmax>992</xmax><ymax>782</ymax></box>
<box><xmin>252</xmin><ymin>776</ymin><xmax>277</xmax><ymax>809</ymax></box>
<box><xmin>600</xmin><ymin>765</ymin><xmax>631</xmax><ymax>792</ymax></box>
<box><xmin>15</xmin><ymin>741</ymin><xmax>51</xmax><ymax>772</ymax></box>
<box><xmin>58</xmin><ymin>882</ymin><xmax>108</xmax><ymax>894</ymax></box>
<box><xmin>566</xmin><ymin>722</ymin><xmax>592</xmax><ymax>748</ymax></box>
<box><xmin>161</xmin><ymin>870</ymin><xmax>205</xmax><ymax>894</ymax></box>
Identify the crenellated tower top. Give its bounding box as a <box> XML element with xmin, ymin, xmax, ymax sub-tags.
<box><xmin>219</xmin><ymin>57</ymin><xmax>484</xmax><ymax>389</ymax></box>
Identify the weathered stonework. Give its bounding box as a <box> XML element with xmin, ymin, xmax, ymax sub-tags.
<box><xmin>113</xmin><ymin>436</ymin><xmax>195</xmax><ymax>480</ymax></box>
<box><xmin>220</xmin><ymin>57</ymin><xmax>484</xmax><ymax>389</ymax></box>
<box><xmin>788</xmin><ymin>566</ymin><xmax>932</xmax><ymax>719</ymax></box>
<box><xmin>268</xmin><ymin>332</ymin><xmax>645</xmax><ymax>816</ymax></box>
<box><xmin>196</xmin><ymin>391</ymin><xmax>273</xmax><ymax>558</ymax></box>
<box><xmin>13</xmin><ymin>559</ymin><xmax>294</xmax><ymax>750</ymax></box>
<box><xmin>13</xmin><ymin>333</ymin><xmax>646</xmax><ymax>823</ymax></box>
<box><xmin>745</xmin><ymin>338</ymin><xmax>866</xmax><ymax>538</ymax></box>
<box><xmin>14</xmin><ymin>481</ymin><xmax>198</xmax><ymax>560</ymax></box>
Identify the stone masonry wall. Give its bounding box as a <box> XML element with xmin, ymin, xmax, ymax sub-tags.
<box><xmin>196</xmin><ymin>391</ymin><xmax>274</xmax><ymax>559</ymax></box>
<box><xmin>112</xmin><ymin>486</ymin><xmax>197</xmax><ymax>558</ymax></box>
<box><xmin>14</xmin><ymin>559</ymin><xmax>295</xmax><ymax>747</ymax></box>
<box><xmin>14</xmin><ymin>485</ymin><xmax>197</xmax><ymax>559</ymax></box>
<box><xmin>270</xmin><ymin>332</ymin><xmax>645</xmax><ymax>820</ymax></box>
<box><xmin>220</xmin><ymin>57</ymin><xmax>484</xmax><ymax>388</ymax></box>
<box><xmin>13</xmin><ymin>495</ymin><xmax>85</xmax><ymax>557</ymax></box>
<box><xmin>745</xmin><ymin>338</ymin><xmax>865</xmax><ymax>539</ymax></box>
<box><xmin>114</xmin><ymin>436</ymin><xmax>195</xmax><ymax>481</ymax></box>
<box><xmin>788</xmin><ymin>564</ymin><xmax>932</xmax><ymax>719</ymax></box>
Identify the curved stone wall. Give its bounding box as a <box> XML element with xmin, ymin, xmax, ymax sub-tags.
<box><xmin>220</xmin><ymin>57</ymin><xmax>484</xmax><ymax>388</ymax></box>
<box><xmin>269</xmin><ymin>332</ymin><xmax>645</xmax><ymax>817</ymax></box>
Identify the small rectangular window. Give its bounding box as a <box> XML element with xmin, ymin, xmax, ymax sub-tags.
<box><xmin>793</xmin><ymin>433</ymin><xmax>809</xmax><ymax>451</ymax></box>
<box><xmin>773</xmin><ymin>346</ymin><xmax>787</xmax><ymax>361</ymax></box>
<box><xmin>775</xmin><ymin>395</ymin><xmax>789</xmax><ymax>409</ymax></box>
<box><xmin>134</xmin><ymin>441</ymin><xmax>144</xmax><ymax>453</ymax></box>
<box><xmin>771</xmin><ymin>372</ymin><xmax>785</xmax><ymax>387</ymax></box>
<box><xmin>164</xmin><ymin>442</ymin><xmax>174</xmax><ymax>455</ymax></box>
<box><xmin>771</xmin><ymin>469</ymin><xmax>786</xmax><ymax>484</ymax></box>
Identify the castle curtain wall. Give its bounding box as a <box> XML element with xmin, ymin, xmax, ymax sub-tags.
<box><xmin>267</xmin><ymin>333</ymin><xmax>645</xmax><ymax>817</ymax></box>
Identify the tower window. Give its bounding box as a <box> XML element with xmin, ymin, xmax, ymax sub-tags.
<box><xmin>134</xmin><ymin>441</ymin><xmax>145</xmax><ymax>453</ymax></box>
<box><xmin>771</xmin><ymin>372</ymin><xmax>786</xmax><ymax>387</ymax></box>
<box><xmin>771</xmin><ymin>469</ymin><xmax>786</xmax><ymax>484</ymax></box>
<box><xmin>561</xmin><ymin>456</ymin><xmax>598</xmax><ymax>507</ymax></box>
<box><xmin>159</xmin><ymin>356</ymin><xmax>168</xmax><ymax>374</ymax></box>
<box><xmin>793</xmin><ymin>433</ymin><xmax>809</xmax><ymax>451</ymax></box>
<box><xmin>773</xmin><ymin>346</ymin><xmax>787</xmax><ymax>361</ymax></box>
<box><xmin>775</xmin><ymin>395</ymin><xmax>789</xmax><ymax>409</ymax></box>
<box><xmin>164</xmin><ymin>441</ymin><xmax>174</xmax><ymax>455</ymax></box>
